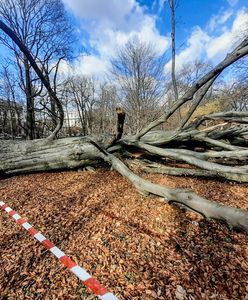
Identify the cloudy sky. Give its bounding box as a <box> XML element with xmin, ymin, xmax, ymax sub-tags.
<box><xmin>60</xmin><ymin>0</ymin><xmax>248</xmax><ymax>78</ymax></box>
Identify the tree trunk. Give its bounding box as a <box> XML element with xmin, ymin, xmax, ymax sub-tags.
<box><xmin>1</xmin><ymin>19</ymin><xmax>248</xmax><ymax>235</ymax></box>
<box><xmin>24</xmin><ymin>58</ymin><xmax>35</xmax><ymax>140</ymax></box>
<box><xmin>1</xmin><ymin>136</ymin><xmax>248</xmax><ymax>234</ymax></box>
<box><xmin>0</xmin><ymin>137</ymin><xmax>100</xmax><ymax>175</ymax></box>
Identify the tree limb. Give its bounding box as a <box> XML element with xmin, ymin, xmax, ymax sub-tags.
<box><xmin>98</xmin><ymin>151</ymin><xmax>248</xmax><ymax>233</ymax></box>
<box><xmin>135</xmin><ymin>38</ymin><xmax>248</xmax><ymax>139</ymax></box>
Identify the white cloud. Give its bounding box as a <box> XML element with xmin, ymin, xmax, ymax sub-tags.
<box><xmin>77</xmin><ymin>55</ymin><xmax>110</xmax><ymax>77</ymax></box>
<box><xmin>61</xmin><ymin>1</ymin><xmax>247</xmax><ymax>79</ymax></box>
<box><xmin>59</xmin><ymin>55</ymin><xmax>110</xmax><ymax>78</ymax></box>
<box><xmin>165</xmin><ymin>27</ymin><xmax>210</xmax><ymax>73</ymax></box>
<box><xmin>227</xmin><ymin>0</ymin><xmax>239</xmax><ymax>7</ymax></box>
<box><xmin>165</xmin><ymin>8</ymin><xmax>248</xmax><ymax>74</ymax></box>
<box><xmin>207</xmin><ymin>8</ymin><xmax>248</xmax><ymax>59</ymax></box>
<box><xmin>62</xmin><ymin>0</ymin><xmax>136</xmax><ymax>27</ymax></box>
<box><xmin>89</xmin><ymin>15</ymin><xmax>169</xmax><ymax>58</ymax></box>
<box><xmin>62</xmin><ymin>0</ymin><xmax>169</xmax><ymax>77</ymax></box>
<box><xmin>207</xmin><ymin>10</ymin><xmax>233</xmax><ymax>31</ymax></box>
<box><xmin>158</xmin><ymin>0</ymin><xmax>166</xmax><ymax>13</ymax></box>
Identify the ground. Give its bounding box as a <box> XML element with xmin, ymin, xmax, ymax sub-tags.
<box><xmin>0</xmin><ymin>169</ymin><xmax>247</xmax><ymax>300</ymax></box>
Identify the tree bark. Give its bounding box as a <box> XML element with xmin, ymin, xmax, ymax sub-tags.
<box><xmin>24</xmin><ymin>58</ymin><xmax>35</xmax><ymax>140</ymax></box>
<box><xmin>101</xmin><ymin>152</ymin><xmax>248</xmax><ymax>233</ymax></box>
<box><xmin>1</xmin><ymin>136</ymin><xmax>248</xmax><ymax>234</ymax></box>
<box><xmin>0</xmin><ymin>137</ymin><xmax>100</xmax><ymax>175</ymax></box>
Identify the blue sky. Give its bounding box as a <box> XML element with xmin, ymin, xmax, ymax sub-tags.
<box><xmin>150</xmin><ymin>0</ymin><xmax>247</xmax><ymax>41</ymax></box>
<box><xmin>59</xmin><ymin>0</ymin><xmax>247</xmax><ymax>78</ymax></box>
<box><xmin>0</xmin><ymin>0</ymin><xmax>247</xmax><ymax>79</ymax></box>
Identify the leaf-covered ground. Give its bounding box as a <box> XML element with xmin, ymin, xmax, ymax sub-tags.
<box><xmin>0</xmin><ymin>169</ymin><xmax>247</xmax><ymax>299</ymax></box>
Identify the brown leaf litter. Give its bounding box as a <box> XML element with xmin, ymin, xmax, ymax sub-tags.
<box><xmin>0</xmin><ymin>169</ymin><xmax>247</xmax><ymax>299</ymax></box>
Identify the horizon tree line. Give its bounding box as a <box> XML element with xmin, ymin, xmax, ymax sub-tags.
<box><xmin>0</xmin><ymin>0</ymin><xmax>247</xmax><ymax>140</ymax></box>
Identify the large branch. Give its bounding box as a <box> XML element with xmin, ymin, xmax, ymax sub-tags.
<box><xmin>128</xmin><ymin>159</ymin><xmax>219</xmax><ymax>178</ymax></box>
<box><xmin>177</xmin><ymin>76</ymin><xmax>218</xmax><ymax>130</ymax></box>
<box><xmin>124</xmin><ymin>141</ymin><xmax>248</xmax><ymax>182</ymax></box>
<box><xmin>0</xmin><ymin>138</ymin><xmax>101</xmax><ymax>175</ymax></box>
<box><xmin>135</xmin><ymin>38</ymin><xmax>248</xmax><ymax>138</ymax></box>
<box><xmin>98</xmin><ymin>151</ymin><xmax>248</xmax><ymax>233</ymax></box>
<box><xmin>189</xmin><ymin>111</ymin><xmax>248</xmax><ymax>129</ymax></box>
<box><xmin>1</xmin><ymin>136</ymin><xmax>247</xmax><ymax>233</ymax></box>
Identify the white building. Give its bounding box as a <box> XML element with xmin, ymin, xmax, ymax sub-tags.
<box><xmin>64</xmin><ymin>109</ymin><xmax>81</xmax><ymax>127</ymax></box>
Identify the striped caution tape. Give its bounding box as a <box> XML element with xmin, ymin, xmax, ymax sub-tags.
<box><xmin>0</xmin><ymin>201</ymin><xmax>118</xmax><ymax>300</ymax></box>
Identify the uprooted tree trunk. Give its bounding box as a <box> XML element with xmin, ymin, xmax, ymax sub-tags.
<box><xmin>1</xmin><ymin>135</ymin><xmax>248</xmax><ymax>233</ymax></box>
<box><xmin>0</xmin><ymin>20</ymin><xmax>248</xmax><ymax>233</ymax></box>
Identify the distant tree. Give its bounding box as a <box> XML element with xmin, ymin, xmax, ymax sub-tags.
<box><xmin>111</xmin><ymin>40</ymin><xmax>165</xmax><ymax>133</ymax></box>
<box><xmin>64</xmin><ymin>76</ymin><xmax>96</xmax><ymax>135</ymax></box>
<box><xmin>220</xmin><ymin>81</ymin><xmax>248</xmax><ymax>111</ymax></box>
<box><xmin>164</xmin><ymin>59</ymin><xmax>213</xmax><ymax>127</ymax></box>
<box><xmin>0</xmin><ymin>67</ymin><xmax>24</xmax><ymax>138</ymax></box>
<box><xmin>0</xmin><ymin>0</ymin><xmax>74</xmax><ymax>139</ymax></box>
<box><xmin>176</xmin><ymin>60</ymin><xmax>212</xmax><ymax>93</ymax></box>
<box><xmin>95</xmin><ymin>83</ymin><xmax>118</xmax><ymax>134</ymax></box>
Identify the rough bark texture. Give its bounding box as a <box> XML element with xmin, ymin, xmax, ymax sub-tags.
<box><xmin>0</xmin><ymin>138</ymin><xmax>101</xmax><ymax>175</ymax></box>
<box><xmin>108</xmin><ymin>106</ymin><xmax>126</xmax><ymax>147</ymax></box>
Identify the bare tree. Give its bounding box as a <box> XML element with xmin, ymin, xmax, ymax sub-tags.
<box><xmin>163</xmin><ymin>59</ymin><xmax>214</xmax><ymax>128</ymax></box>
<box><xmin>65</xmin><ymin>75</ymin><xmax>96</xmax><ymax>136</ymax></box>
<box><xmin>177</xmin><ymin>60</ymin><xmax>212</xmax><ymax>90</ymax></box>
<box><xmin>111</xmin><ymin>39</ymin><xmax>165</xmax><ymax>133</ymax></box>
<box><xmin>0</xmin><ymin>18</ymin><xmax>66</xmax><ymax>141</ymax></box>
<box><xmin>234</xmin><ymin>57</ymin><xmax>248</xmax><ymax>81</ymax></box>
<box><xmin>0</xmin><ymin>0</ymin><xmax>74</xmax><ymax>139</ymax></box>
<box><xmin>1</xmin><ymin>18</ymin><xmax>248</xmax><ymax>233</ymax></box>
<box><xmin>0</xmin><ymin>67</ymin><xmax>24</xmax><ymax>138</ymax></box>
<box><xmin>95</xmin><ymin>83</ymin><xmax>118</xmax><ymax>134</ymax></box>
<box><xmin>220</xmin><ymin>80</ymin><xmax>248</xmax><ymax>111</ymax></box>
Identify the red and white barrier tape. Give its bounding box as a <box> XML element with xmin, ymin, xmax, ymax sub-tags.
<box><xmin>0</xmin><ymin>201</ymin><xmax>118</xmax><ymax>300</ymax></box>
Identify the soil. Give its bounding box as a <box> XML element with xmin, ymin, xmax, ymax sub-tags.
<box><xmin>0</xmin><ymin>169</ymin><xmax>247</xmax><ymax>299</ymax></box>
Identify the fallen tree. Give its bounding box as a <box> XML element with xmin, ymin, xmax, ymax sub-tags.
<box><xmin>0</xmin><ymin>20</ymin><xmax>248</xmax><ymax>233</ymax></box>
